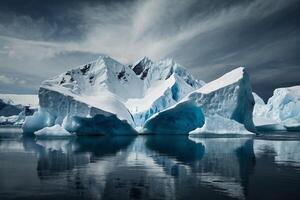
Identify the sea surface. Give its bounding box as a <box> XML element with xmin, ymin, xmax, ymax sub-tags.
<box><xmin>0</xmin><ymin>128</ymin><xmax>300</xmax><ymax>200</ymax></box>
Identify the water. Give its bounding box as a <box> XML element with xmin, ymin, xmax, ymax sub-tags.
<box><xmin>0</xmin><ymin>129</ymin><xmax>300</xmax><ymax>200</ymax></box>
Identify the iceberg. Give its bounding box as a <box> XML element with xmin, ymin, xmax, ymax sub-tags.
<box><xmin>34</xmin><ymin>124</ymin><xmax>74</xmax><ymax>138</ymax></box>
<box><xmin>23</xmin><ymin>56</ymin><xmax>203</xmax><ymax>136</ymax></box>
<box><xmin>23</xmin><ymin>56</ymin><xmax>138</xmax><ymax>135</ymax></box>
<box><xmin>144</xmin><ymin>67</ymin><xmax>256</xmax><ymax>134</ymax></box>
<box><xmin>253</xmin><ymin>86</ymin><xmax>300</xmax><ymax>131</ymax></box>
<box><xmin>0</xmin><ymin>94</ymin><xmax>38</xmax><ymax>125</ymax></box>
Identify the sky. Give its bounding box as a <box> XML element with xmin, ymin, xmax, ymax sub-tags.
<box><xmin>0</xmin><ymin>0</ymin><xmax>299</xmax><ymax>100</ymax></box>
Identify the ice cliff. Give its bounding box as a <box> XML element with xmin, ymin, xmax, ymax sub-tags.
<box><xmin>144</xmin><ymin>67</ymin><xmax>256</xmax><ymax>135</ymax></box>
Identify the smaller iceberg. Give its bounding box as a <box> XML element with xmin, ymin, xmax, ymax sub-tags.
<box><xmin>34</xmin><ymin>124</ymin><xmax>74</xmax><ymax>138</ymax></box>
<box><xmin>253</xmin><ymin>86</ymin><xmax>300</xmax><ymax>131</ymax></box>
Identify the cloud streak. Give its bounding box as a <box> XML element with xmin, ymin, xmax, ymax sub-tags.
<box><xmin>0</xmin><ymin>0</ymin><xmax>299</xmax><ymax>99</ymax></box>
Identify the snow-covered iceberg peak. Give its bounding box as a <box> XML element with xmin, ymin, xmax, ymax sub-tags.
<box><xmin>130</xmin><ymin>56</ymin><xmax>154</xmax><ymax>80</ymax></box>
<box><xmin>144</xmin><ymin>67</ymin><xmax>256</xmax><ymax>135</ymax></box>
<box><xmin>43</xmin><ymin>55</ymin><xmax>144</xmax><ymax>99</ymax></box>
<box><xmin>23</xmin><ymin>56</ymin><xmax>140</xmax><ymax>135</ymax></box>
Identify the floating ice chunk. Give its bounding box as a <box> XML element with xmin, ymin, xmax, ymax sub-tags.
<box><xmin>34</xmin><ymin>124</ymin><xmax>74</xmax><ymax>137</ymax></box>
<box><xmin>189</xmin><ymin>115</ymin><xmax>254</xmax><ymax>135</ymax></box>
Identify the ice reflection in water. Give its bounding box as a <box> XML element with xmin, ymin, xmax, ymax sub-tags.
<box><xmin>0</xmin><ymin>132</ymin><xmax>300</xmax><ymax>200</ymax></box>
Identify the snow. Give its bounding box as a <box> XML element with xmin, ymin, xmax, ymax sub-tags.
<box><xmin>253</xmin><ymin>86</ymin><xmax>300</xmax><ymax>131</ymax></box>
<box><xmin>34</xmin><ymin>124</ymin><xmax>74</xmax><ymax>137</ymax></box>
<box><xmin>189</xmin><ymin>115</ymin><xmax>254</xmax><ymax>135</ymax></box>
<box><xmin>145</xmin><ymin>67</ymin><xmax>256</xmax><ymax>135</ymax></box>
<box><xmin>198</xmin><ymin>67</ymin><xmax>245</xmax><ymax>94</ymax></box>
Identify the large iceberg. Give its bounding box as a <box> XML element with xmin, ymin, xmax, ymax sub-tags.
<box><xmin>253</xmin><ymin>86</ymin><xmax>300</xmax><ymax>131</ymax></box>
<box><xmin>144</xmin><ymin>67</ymin><xmax>256</xmax><ymax>135</ymax></box>
<box><xmin>23</xmin><ymin>56</ymin><xmax>203</xmax><ymax>136</ymax></box>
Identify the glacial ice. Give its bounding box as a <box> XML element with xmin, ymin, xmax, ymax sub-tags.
<box><xmin>189</xmin><ymin>115</ymin><xmax>254</xmax><ymax>135</ymax></box>
<box><xmin>35</xmin><ymin>124</ymin><xmax>74</xmax><ymax>137</ymax></box>
<box><xmin>126</xmin><ymin>57</ymin><xmax>203</xmax><ymax>127</ymax></box>
<box><xmin>144</xmin><ymin>67</ymin><xmax>256</xmax><ymax>134</ymax></box>
<box><xmin>253</xmin><ymin>86</ymin><xmax>300</xmax><ymax>131</ymax></box>
<box><xmin>23</xmin><ymin>56</ymin><xmax>202</xmax><ymax>135</ymax></box>
<box><xmin>143</xmin><ymin>101</ymin><xmax>205</xmax><ymax>134</ymax></box>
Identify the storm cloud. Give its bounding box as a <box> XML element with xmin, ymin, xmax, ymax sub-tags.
<box><xmin>0</xmin><ymin>0</ymin><xmax>299</xmax><ymax>100</ymax></box>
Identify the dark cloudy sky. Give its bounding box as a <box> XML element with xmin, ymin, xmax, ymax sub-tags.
<box><xmin>0</xmin><ymin>0</ymin><xmax>299</xmax><ymax>100</ymax></box>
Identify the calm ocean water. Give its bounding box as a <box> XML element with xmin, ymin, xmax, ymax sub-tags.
<box><xmin>0</xmin><ymin>128</ymin><xmax>300</xmax><ymax>200</ymax></box>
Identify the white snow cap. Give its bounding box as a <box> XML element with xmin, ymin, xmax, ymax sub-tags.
<box><xmin>198</xmin><ymin>67</ymin><xmax>245</xmax><ymax>94</ymax></box>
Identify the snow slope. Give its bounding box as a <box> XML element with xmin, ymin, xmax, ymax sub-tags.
<box><xmin>144</xmin><ymin>67</ymin><xmax>256</xmax><ymax>134</ymax></box>
<box><xmin>23</xmin><ymin>56</ymin><xmax>203</xmax><ymax>135</ymax></box>
<box><xmin>253</xmin><ymin>86</ymin><xmax>300</xmax><ymax>131</ymax></box>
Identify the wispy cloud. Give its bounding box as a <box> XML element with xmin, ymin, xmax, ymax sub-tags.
<box><xmin>0</xmin><ymin>0</ymin><xmax>299</xmax><ymax>97</ymax></box>
<box><xmin>1</xmin><ymin>0</ymin><xmax>293</xmax><ymax>63</ymax></box>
